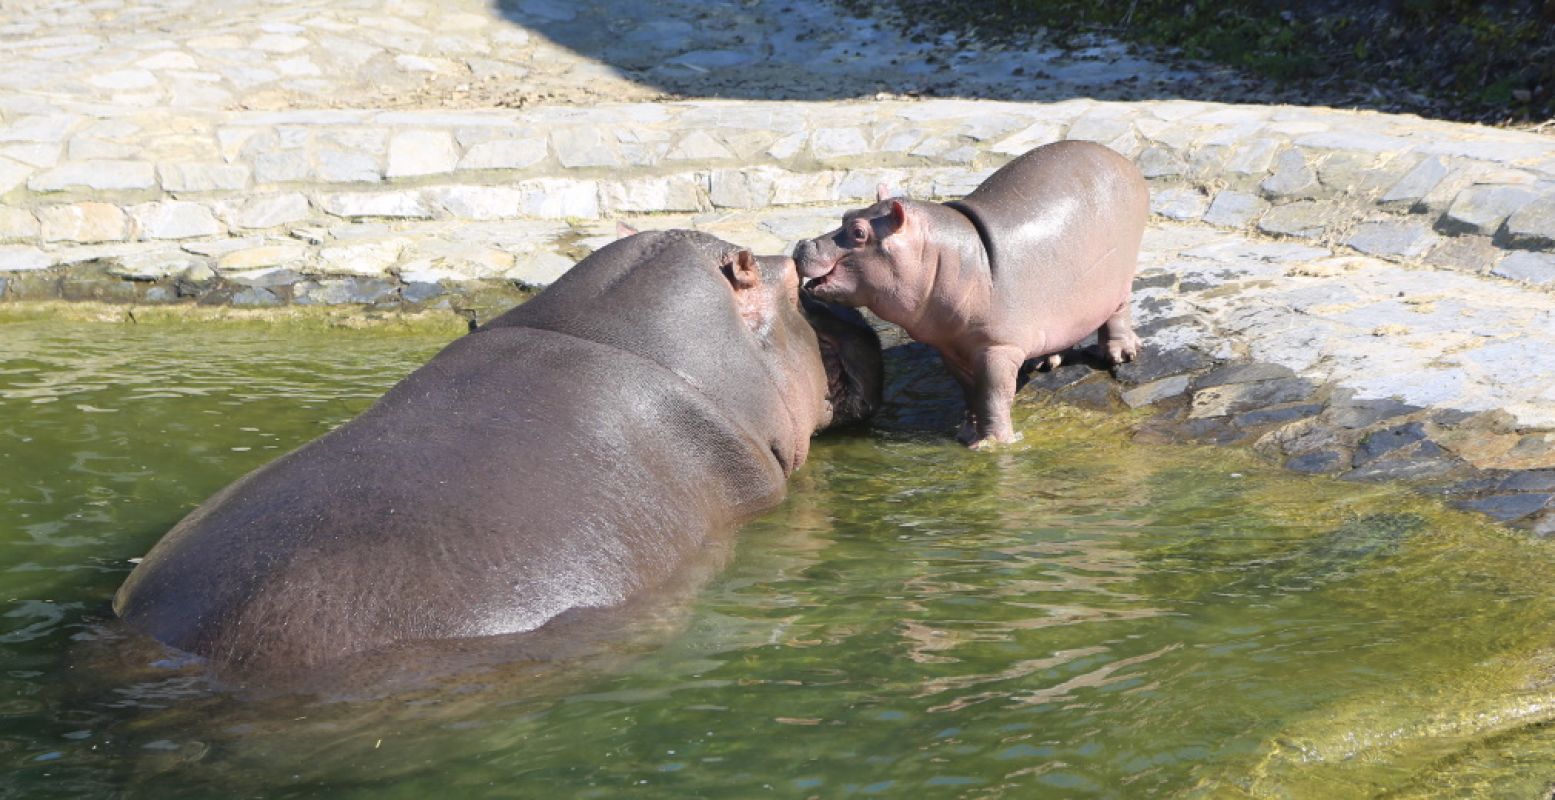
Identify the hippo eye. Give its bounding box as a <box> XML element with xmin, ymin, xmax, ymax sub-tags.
<box><xmin>848</xmin><ymin>220</ymin><xmax>870</xmax><ymax>246</ymax></box>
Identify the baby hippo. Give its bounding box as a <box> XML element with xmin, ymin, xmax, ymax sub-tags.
<box><xmin>794</xmin><ymin>140</ymin><xmax>1149</xmax><ymax>448</ymax></box>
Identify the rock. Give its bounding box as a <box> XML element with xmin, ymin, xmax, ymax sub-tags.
<box><xmin>1345</xmin><ymin>220</ymin><xmax>1439</xmax><ymax>260</ymax></box>
<box><xmin>217</xmin><ymin>245</ymin><xmax>309</xmax><ymax>271</ymax></box>
<box><xmin>231</xmin><ymin>286</ymin><xmax>282</xmax><ymax>306</ymax></box>
<box><xmin>666</xmin><ymin>130</ymin><xmax>735</xmax><ymax>162</ymax></box>
<box><xmin>1455</xmin><ymin>493</ymin><xmax>1553</xmax><ymax>522</ymax></box>
<box><xmin>0</xmin><ymin>245</ymin><xmax>54</xmax><ymax>271</ymax></box>
<box><xmin>1195</xmin><ymin>362</ymin><xmax>1297</xmax><ymax>389</ymax></box>
<box><xmin>108</xmin><ymin>252</ymin><xmax>205</xmax><ymax>281</ymax></box>
<box><xmin>1150</xmin><ymin>188</ymin><xmax>1208</xmax><ymax>221</ymax></box>
<box><xmin>225</xmin><ymin>267</ymin><xmax>303</xmax><ymax>288</ymax></box>
<box><xmin>991</xmin><ymin>122</ymin><xmax>1063</xmax><ymax>156</ymax></box>
<box><xmin>1202</xmin><ymin>190</ymin><xmax>1267</xmax><ymax>228</ymax></box>
<box><xmin>551</xmin><ymin>128</ymin><xmax>621</xmax><ymax>169</ymax></box>
<box><xmin>1232</xmin><ymin>402</ymin><xmax>1325</xmax><ymax>429</ymax></box>
<box><xmin>318</xmin><ymin>239</ymin><xmax>407</xmax><ymax>276</ymax></box>
<box><xmin>29</xmin><ymin>160</ymin><xmax>156</xmax><ymax>191</ymax></box>
<box><xmin>1260</xmin><ymin>149</ymin><xmax>1317</xmax><ymax>199</ymax></box>
<box><xmin>1506</xmin><ymin>195</ymin><xmax>1555</xmax><ymax>247</ymax></box>
<box><xmin>0</xmin><ymin>157</ymin><xmax>32</xmax><ymax>194</ymax></box>
<box><xmin>1379</xmin><ymin>156</ymin><xmax>1450</xmax><ymax>207</ymax></box>
<box><xmin>90</xmin><ymin>69</ymin><xmax>158</xmax><ymax>90</ymax></box>
<box><xmin>294</xmin><ymin>277</ymin><xmax>398</xmax><ymax>305</ymax></box>
<box><xmin>38</xmin><ymin>202</ymin><xmax>128</xmax><ymax>243</ymax></box>
<box><xmin>1354</xmin><ymin>422</ymin><xmax>1429</xmax><ymax>465</ymax></box>
<box><xmin>1190</xmin><ymin>377</ymin><xmax>1313</xmax><ymax>418</ymax></box>
<box><xmin>0</xmin><ymin>207</ymin><xmax>38</xmax><ymax>241</ymax></box>
<box><xmin>402</xmin><ymin>281</ymin><xmax>445</xmax><ymax>304</ymax></box>
<box><xmin>0</xmin><ymin>114</ymin><xmax>82</xmax><ymax>144</ymax></box>
<box><xmin>1440</xmin><ymin>185</ymin><xmax>1539</xmax><ymax>236</ymax></box>
<box><xmin>512</xmin><ymin>179</ymin><xmax>598</xmax><ymax>219</ymax></box>
<box><xmin>1216</xmin><ymin>137</ymin><xmax>1284</xmax><ymax>176</ymax></box>
<box><xmin>1121</xmin><ymin>375</ymin><xmax>1190</xmax><ymax>408</ymax></box>
<box><xmin>1021</xmin><ymin>363</ymin><xmax>1097</xmax><ymax>394</ymax></box>
<box><xmin>709</xmin><ymin>167</ymin><xmax>779</xmax><ymax>209</ymax></box>
<box><xmin>506</xmin><ymin>250</ymin><xmax>574</xmax><ymax>288</ymax></box>
<box><xmin>1327</xmin><ymin>397</ymin><xmax>1421</xmax><ymax>429</ymax></box>
<box><xmin>1113</xmin><ymin>345</ymin><xmax>1212</xmax><ymax>384</ymax></box>
<box><xmin>1491</xmin><ymin>251</ymin><xmax>1555</xmax><ymax>286</ymax></box>
<box><xmin>318</xmin><ymin>191</ymin><xmax>433</xmax><ymax>219</ymax></box>
<box><xmin>253</xmin><ymin>151</ymin><xmax>311</xmax><ymax>183</ymax></box>
<box><xmin>1286</xmin><ymin>449</ymin><xmax>1350</xmax><ymax>474</ymax></box>
<box><xmin>459</xmin><ymin>138</ymin><xmax>548</xmax><ymax>170</ymax></box>
<box><xmin>1257</xmin><ymin>201</ymin><xmax>1330</xmax><ymax>238</ymax></box>
<box><xmin>1424</xmin><ymin>235</ymin><xmax>1499</xmax><ymax>272</ymax></box>
<box><xmin>316</xmin><ymin>150</ymin><xmax>382</xmax><ymax>183</ymax></box>
<box><xmin>1133</xmin><ymin>271</ymin><xmax>1178</xmax><ymax>292</ymax></box>
<box><xmin>158</xmin><ymin>163</ymin><xmax>250</xmax><ymax>192</ymax></box>
<box><xmin>1054</xmin><ymin>375</ymin><xmax>1120</xmax><ymax>411</ymax></box>
<box><xmin>601</xmin><ymin>176</ymin><xmax>703</xmax><ymax>214</ymax></box>
<box><xmin>130</xmin><ymin>201</ymin><xmax>222</xmax><ymax>240</ymax></box>
<box><xmin>1136</xmin><ymin>146</ymin><xmax>1187</xmax><ymax>178</ymax></box>
<box><xmin>1342</xmin><ymin>442</ymin><xmax>1466</xmax><ymax>482</ymax></box>
<box><xmin>811</xmin><ymin>128</ymin><xmax>870</xmax><ymax>163</ymax></box>
<box><xmin>386</xmin><ymin>131</ymin><xmax>459</xmax><ymax>178</ymax></box>
<box><xmin>225</xmin><ymin>193</ymin><xmax>311</xmax><ymax>229</ymax></box>
<box><xmin>426</xmin><ymin>186</ymin><xmax>524</xmax><ymax>220</ymax></box>
<box><xmin>1499</xmin><ymin>470</ymin><xmax>1555</xmax><ymax>492</ymax></box>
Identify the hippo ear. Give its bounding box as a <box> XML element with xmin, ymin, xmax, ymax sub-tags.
<box><xmin>615</xmin><ymin>221</ymin><xmax>639</xmax><ymax>239</ymax></box>
<box><xmin>720</xmin><ymin>249</ymin><xmax>760</xmax><ymax>290</ymax></box>
<box><xmin>881</xmin><ymin>200</ymin><xmax>909</xmax><ymax>237</ymax></box>
<box><xmin>876</xmin><ymin>183</ymin><xmax>893</xmax><ymax>202</ymax></box>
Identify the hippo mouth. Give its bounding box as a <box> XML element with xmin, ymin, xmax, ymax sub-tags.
<box><xmin>799</xmin><ymin>259</ymin><xmax>842</xmax><ymax>293</ymax></box>
<box><xmin>802</xmin><ymin>294</ymin><xmax>882</xmax><ymax>428</ymax></box>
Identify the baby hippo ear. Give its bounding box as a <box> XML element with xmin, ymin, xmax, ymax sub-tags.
<box><xmin>875</xmin><ymin>183</ymin><xmax>894</xmax><ymax>202</ymax></box>
<box><xmin>720</xmin><ymin>248</ymin><xmax>760</xmax><ymax>290</ymax></box>
<box><xmin>615</xmin><ymin>221</ymin><xmax>640</xmax><ymax>239</ymax></box>
<box><xmin>881</xmin><ymin>200</ymin><xmax>909</xmax><ymax>236</ymax></box>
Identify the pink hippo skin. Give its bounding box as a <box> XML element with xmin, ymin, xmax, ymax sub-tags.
<box><xmin>794</xmin><ymin>140</ymin><xmax>1149</xmax><ymax>448</ymax></box>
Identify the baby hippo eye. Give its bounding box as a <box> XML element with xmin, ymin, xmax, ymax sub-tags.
<box><xmin>848</xmin><ymin>220</ymin><xmax>871</xmax><ymax>246</ymax></box>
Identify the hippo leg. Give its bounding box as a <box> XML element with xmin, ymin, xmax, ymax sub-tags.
<box><xmin>1097</xmin><ymin>300</ymin><xmax>1141</xmax><ymax>365</ymax></box>
<box><xmin>966</xmin><ymin>344</ymin><xmax>1027</xmax><ymax>448</ymax></box>
<box><xmin>949</xmin><ymin>366</ymin><xmax>981</xmax><ymax>445</ymax></box>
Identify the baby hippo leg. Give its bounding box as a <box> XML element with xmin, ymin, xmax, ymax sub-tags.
<box><xmin>966</xmin><ymin>344</ymin><xmax>1028</xmax><ymax>449</ymax></box>
<box><xmin>1097</xmin><ymin>300</ymin><xmax>1142</xmax><ymax>366</ymax></box>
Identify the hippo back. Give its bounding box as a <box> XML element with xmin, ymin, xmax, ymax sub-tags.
<box><xmin>949</xmin><ymin>140</ymin><xmax>1149</xmax><ymax>349</ymax></box>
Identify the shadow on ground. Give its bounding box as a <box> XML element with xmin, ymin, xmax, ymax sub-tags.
<box><xmin>490</xmin><ymin>0</ymin><xmax>1264</xmax><ymax>105</ymax></box>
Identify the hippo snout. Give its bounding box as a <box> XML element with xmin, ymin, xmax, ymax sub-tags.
<box><xmin>792</xmin><ymin>237</ymin><xmax>836</xmax><ymax>280</ymax></box>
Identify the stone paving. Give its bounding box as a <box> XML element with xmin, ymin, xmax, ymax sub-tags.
<box><xmin>4</xmin><ymin>0</ymin><xmax>1555</xmax><ymax>531</ymax></box>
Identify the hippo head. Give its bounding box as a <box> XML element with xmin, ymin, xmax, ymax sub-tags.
<box><xmin>492</xmin><ymin>230</ymin><xmax>881</xmax><ymax>473</ymax></box>
<box><xmin>792</xmin><ymin>191</ymin><xmax>928</xmax><ymax>326</ymax></box>
<box><xmin>729</xmin><ymin>248</ymin><xmax>883</xmax><ymax>469</ymax></box>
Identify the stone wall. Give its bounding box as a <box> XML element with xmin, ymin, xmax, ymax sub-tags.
<box><xmin>2</xmin><ymin>98</ymin><xmax>1552</xmax><ymax>309</ymax></box>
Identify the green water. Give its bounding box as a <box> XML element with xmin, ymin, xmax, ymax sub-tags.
<box><xmin>4</xmin><ymin>317</ymin><xmax>1555</xmax><ymax>798</ymax></box>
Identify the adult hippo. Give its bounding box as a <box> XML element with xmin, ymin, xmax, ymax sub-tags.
<box><xmin>113</xmin><ymin>230</ymin><xmax>882</xmax><ymax>686</ymax></box>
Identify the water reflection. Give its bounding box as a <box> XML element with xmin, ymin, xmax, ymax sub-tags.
<box><xmin>4</xmin><ymin>319</ymin><xmax>1555</xmax><ymax>796</ymax></box>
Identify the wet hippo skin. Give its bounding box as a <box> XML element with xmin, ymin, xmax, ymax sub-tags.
<box><xmin>113</xmin><ymin>230</ymin><xmax>882</xmax><ymax>684</ymax></box>
<box><xmin>795</xmin><ymin>140</ymin><xmax>1148</xmax><ymax>447</ymax></box>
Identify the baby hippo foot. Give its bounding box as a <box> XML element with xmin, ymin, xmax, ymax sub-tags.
<box><xmin>968</xmin><ymin>429</ymin><xmax>1024</xmax><ymax>451</ymax></box>
<box><xmin>1099</xmin><ymin>306</ymin><xmax>1142</xmax><ymax>366</ymax></box>
<box><xmin>1043</xmin><ymin>353</ymin><xmax>1063</xmax><ymax>370</ymax></box>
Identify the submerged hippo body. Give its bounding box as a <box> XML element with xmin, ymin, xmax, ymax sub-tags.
<box><xmin>795</xmin><ymin>140</ymin><xmax>1148</xmax><ymax>447</ymax></box>
<box><xmin>114</xmin><ymin>231</ymin><xmax>882</xmax><ymax>684</ymax></box>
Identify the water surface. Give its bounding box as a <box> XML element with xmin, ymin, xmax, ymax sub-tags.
<box><xmin>3</xmin><ymin>317</ymin><xmax>1555</xmax><ymax>798</ymax></box>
